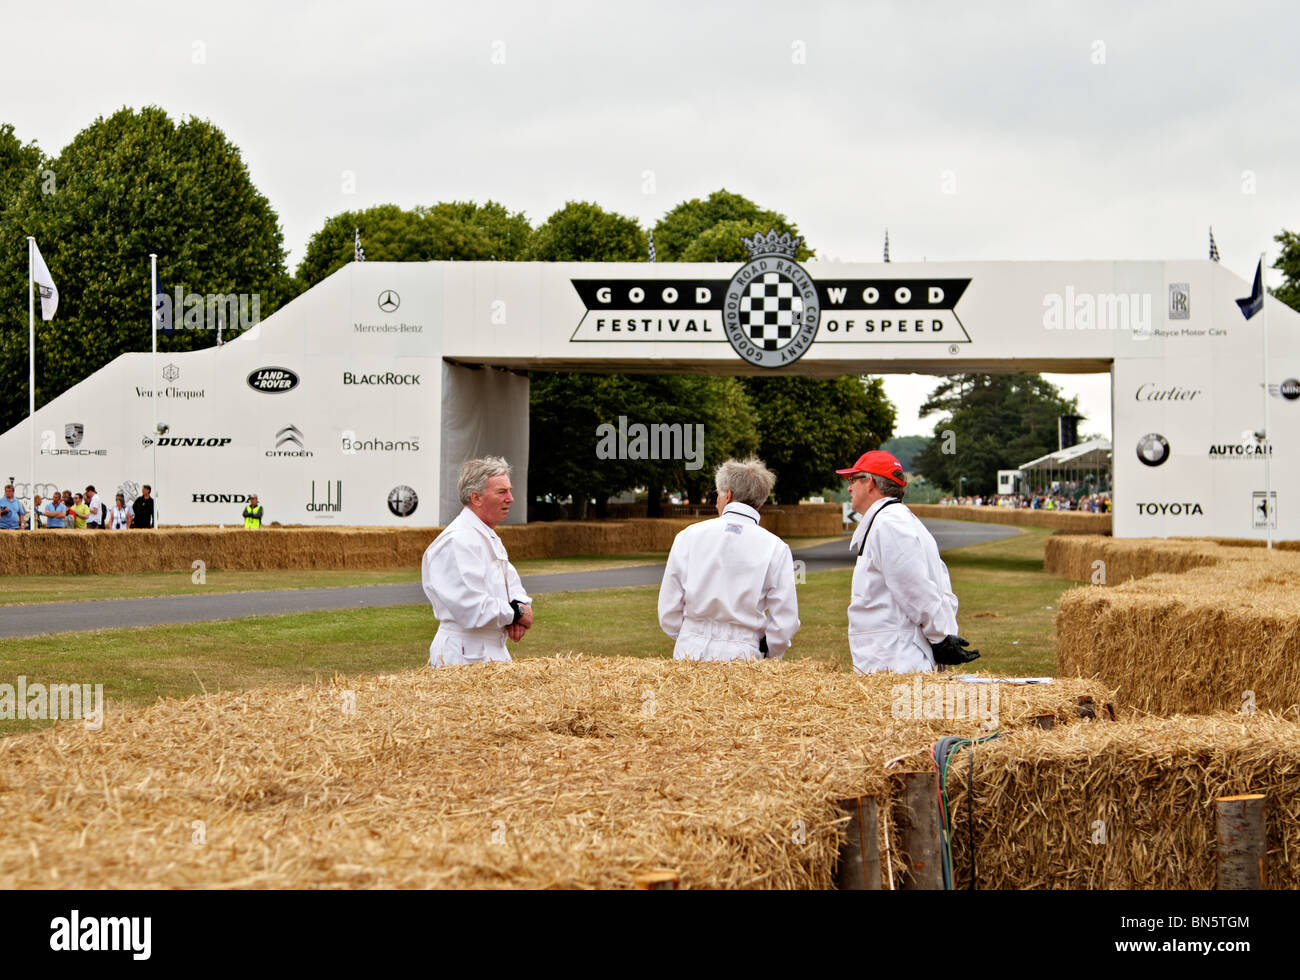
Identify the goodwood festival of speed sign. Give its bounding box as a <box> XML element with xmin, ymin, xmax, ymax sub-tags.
<box><xmin>568</xmin><ymin>228</ymin><xmax>973</xmax><ymax>367</ymax></box>
<box><xmin>722</xmin><ymin>231</ymin><xmax>820</xmax><ymax>367</ymax></box>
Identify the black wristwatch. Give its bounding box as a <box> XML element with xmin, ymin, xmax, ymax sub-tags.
<box><xmin>509</xmin><ymin>599</ymin><xmax>525</xmax><ymax>625</ymax></box>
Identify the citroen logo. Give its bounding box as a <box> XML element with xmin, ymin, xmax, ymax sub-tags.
<box><xmin>276</xmin><ymin>425</ymin><xmax>304</xmax><ymax>449</ymax></box>
<box><xmin>378</xmin><ymin>290</ymin><xmax>400</xmax><ymax>313</ymax></box>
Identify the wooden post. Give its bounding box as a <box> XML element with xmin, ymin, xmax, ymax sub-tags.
<box><xmin>634</xmin><ymin>870</ymin><xmax>680</xmax><ymax>890</ymax></box>
<box><xmin>1031</xmin><ymin>712</ymin><xmax>1055</xmax><ymax>730</ymax></box>
<box><xmin>1216</xmin><ymin>794</ymin><xmax>1267</xmax><ymax>890</ymax></box>
<box><xmin>899</xmin><ymin>771</ymin><xmax>943</xmax><ymax>890</ymax></box>
<box><xmin>835</xmin><ymin>796</ymin><xmax>880</xmax><ymax>890</ymax></box>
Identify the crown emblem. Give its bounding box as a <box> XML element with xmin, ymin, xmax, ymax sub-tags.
<box><xmin>741</xmin><ymin>228</ymin><xmax>802</xmax><ymax>260</ymax></box>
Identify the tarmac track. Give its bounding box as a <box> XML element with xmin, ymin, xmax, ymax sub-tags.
<box><xmin>0</xmin><ymin>518</ymin><xmax>1019</xmax><ymax>640</ymax></box>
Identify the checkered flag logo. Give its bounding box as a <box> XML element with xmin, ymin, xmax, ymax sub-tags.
<box><xmin>1209</xmin><ymin>226</ymin><xmax>1220</xmax><ymax>263</ymax></box>
<box><xmin>648</xmin><ymin>231</ymin><xmax>656</xmax><ymax>263</ymax></box>
<box><xmin>739</xmin><ymin>271</ymin><xmax>803</xmax><ymax>351</ymax></box>
<box><xmin>354</xmin><ymin>227</ymin><xmax>365</xmax><ymax>263</ymax></box>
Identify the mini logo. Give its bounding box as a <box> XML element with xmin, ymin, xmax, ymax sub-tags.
<box><xmin>722</xmin><ymin>230</ymin><xmax>820</xmax><ymax>368</ymax></box>
<box><xmin>1253</xmin><ymin>491</ymin><xmax>1277</xmax><ymax>528</ymax></box>
<box><xmin>247</xmin><ymin>367</ymin><xmax>300</xmax><ymax>393</ymax></box>
<box><xmin>1168</xmin><ymin>283</ymin><xmax>1190</xmax><ymax>320</ymax></box>
<box><xmin>378</xmin><ymin>290</ymin><xmax>400</xmax><ymax>313</ymax></box>
<box><xmin>1136</xmin><ymin>433</ymin><xmax>1170</xmax><ymax>467</ymax></box>
<box><xmin>1268</xmin><ymin>378</ymin><xmax>1300</xmax><ymax>401</ymax></box>
<box><xmin>161</xmin><ymin>363</ymin><xmax>181</xmax><ymax>383</ymax></box>
<box><xmin>388</xmin><ymin>485</ymin><xmax>418</xmax><ymax>517</ymax></box>
<box><xmin>65</xmin><ymin>423</ymin><xmax>84</xmax><ymax>448</ymax></box>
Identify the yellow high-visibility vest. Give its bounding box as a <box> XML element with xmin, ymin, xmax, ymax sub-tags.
<box><xmin>243</xmin><ymin>505</ymin><xmax>264</xmax><ymax>529</ymax></box>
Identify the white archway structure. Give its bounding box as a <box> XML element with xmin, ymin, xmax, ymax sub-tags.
<box><xmin>3</xmin><ymin>257</ymin><xmax>1294</xmax><ymax>538</ymax></box>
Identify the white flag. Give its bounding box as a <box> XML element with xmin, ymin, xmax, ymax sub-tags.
<box><xmin>31</xmin><ymin>239</ymin><xmax>58</xmax><ymax>320</ymax></box>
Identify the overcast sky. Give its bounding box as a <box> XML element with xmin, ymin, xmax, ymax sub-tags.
<box><xmin>6</xmin><ymin>0</ymin><xmax>1297</xmax><ymax>437</ymax></box>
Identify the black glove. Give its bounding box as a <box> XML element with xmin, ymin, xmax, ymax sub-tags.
<box><xmin>929</xmin><ymin>634</ymin><xmax>980</xmax><ymax>665</ymax></box>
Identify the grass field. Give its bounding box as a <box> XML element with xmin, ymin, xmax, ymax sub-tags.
<box><xmin>0</xmin><ymin>526</ymin><xmax>1075</xmax><ymax>735</ymax></box>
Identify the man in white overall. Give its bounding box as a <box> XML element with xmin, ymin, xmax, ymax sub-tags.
<box><xmin>421</xmin><ymin>456</ymin><xmax>533</xmax><ymax>666</ymax></box>
<box><xmin>658</xmin><ymin>457</ymin><xmax>800</xmax><ymax>661</ymax></box>
<box><xmin>839</xmin><ymin>450</ymin><xmax>977</xmax><ymax>674</ymax></box>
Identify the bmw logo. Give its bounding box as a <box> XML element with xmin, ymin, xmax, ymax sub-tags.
<box><xmin>1136</xmin><ymin>433</ymin><xmax>1170</xmax><ymax>467</ymax></box>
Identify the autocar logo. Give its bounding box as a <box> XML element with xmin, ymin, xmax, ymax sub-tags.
<box><xmin>388</xmin><ymin>485</ymin><xmax>418</xmax><ymax>517</ymax></box>
<box><xmin>65</xmin><ymin>423</ymin><xmax>84</xmax><ymax>448</ymax></box>
<box><xmin>378</xmin><ymin>290</ymin><xmax>400</xmax><ymax>313</ymax></box>
<box><xmin>1136</xmin><ymin>433</ymin><xmax>1170</xmax><ymax>467</ymax></box>
<box><xmin>247</xmin><ymin>367</ymin><xmax>300</xmax><ymax>393</ymax></box>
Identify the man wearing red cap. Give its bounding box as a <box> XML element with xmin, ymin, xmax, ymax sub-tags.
<box><xmin>837</xmin><ymin>450</ymin><xmax>977</xmax><ymax>673</ymax></box>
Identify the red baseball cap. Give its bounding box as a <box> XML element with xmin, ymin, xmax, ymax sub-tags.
<box><xmin>836</xmin><ymin>450</ymin><xmax>907</xmax><ymax>486</ymax></box>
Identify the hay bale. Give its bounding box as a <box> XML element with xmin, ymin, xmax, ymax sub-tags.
<box><xmin>909</xmin><ymin>505</ymin><xmax>1111</xmax><ymax>534</ymax></box>
<box><xmin>0</xmin><ymin>659</ymin><xmax>1110</xmax><ymax>889</ymax></box>
<box><xmin>1044</xmin><ymin>535</ymin><xmax>1227</xmax><ymax>583</ymax></box>
<box><xmin>945</xmin><ymin>714</ymin><xmax>1300</xmax><ymax>888</ymax></box>
<box><xmin>1057</xmin><ymin>549</ymin><xmax>1300</xmax><ymax>714</ymax></box>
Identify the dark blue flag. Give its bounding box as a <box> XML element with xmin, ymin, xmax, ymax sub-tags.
<box><xmin>153</xmin><ymin>268</ymin><xmax>173</xmax><ymax>335</ymax></box>
<box><xmin>1236</xmin><ymin>259</ymin><xmax>1263</xmax><ymax>320</ymax></box>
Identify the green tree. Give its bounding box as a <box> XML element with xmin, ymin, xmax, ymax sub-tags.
<box><xmin>525</xmin><ymin>201</ymin><xmax>644</xmax><ymax>261</ymax></box>
<box><xmin>742</xmin><ymin>376</ymin><xmax>896</xmax><ymax>504</ymax></box>
<box><xmin>653</xmin><ymin>189</ymin><xmax>811</xmax><ymax>261</ymax></box>
<box><xmin>880</xmin><ymin>434</ymin><xmax>930</xmax><ymax>471</ymax></box>
<box><xmin>295</xmin><ymin>200</ymin><xmax>532</xmax><ymax>288</ymax></box>
<box><xmin>1272</xmin><ymin>229</ymin><xmax>1300</xmax><ymax>313</ymax></box>
<box><xmin>529</xmin><ymin>373</ymin><xmax>759</xmax><ymax>517</ymax></box>
<box><xmin>913</xmin><ymin>374</ymin><xmax>1079</xmax><ymax>496</ymax></box>
<box><xmin>0</xmin><ymin>107</ymin><xmax>292</xmax><ymax>433</ymax></box>
<box><xmin>0</xmin><ymin>124</ymin><xmax>43</xmax><ymax>219</ymax></box>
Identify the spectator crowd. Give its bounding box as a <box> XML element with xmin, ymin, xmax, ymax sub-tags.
<box><xmin>938</xmin><ymin>489</ymin><xmax>1111</xmax><ymax>513</ymax></box>
<box><xmin>0</xmin><ymin>483</ymin><xmax>155</xmax><ymax>530</ymax></box>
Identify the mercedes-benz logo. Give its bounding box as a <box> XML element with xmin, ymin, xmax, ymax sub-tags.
<box><xmin>378</xmin><ymin>290</ymin><xmax>400</xmax><ymax>313</ymax></box>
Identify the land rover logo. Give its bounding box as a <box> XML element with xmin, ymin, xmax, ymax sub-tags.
<box><xmin>1136</xmin><ymin>432</ymin><xmax>1170</xmax><ymax>467</ymax></box>
<box><xmin>247</xmin><ymin>367</ymin><xmax>300</xmax><ymax>393</ymax></box>
<box><xmin>722</xmin><ymin>230</ymin><xmax>819</xmax><ymax>368</ymax></box>
<box><xmin>378</xmin><ymin>290</ymin><xmax>400</xmax><ymax>313</ymax></box>
<box><xmin>388</xmin><ymin>485</ymin><xmax>418</xmax><ymax>517</ymax></box>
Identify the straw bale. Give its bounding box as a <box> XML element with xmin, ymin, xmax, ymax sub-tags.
<box><xmin>909</xmin><ymin>505</ymin><xmax>1111</xmax><ymax>534</ymax></box>
<box><xmin>0</xmin><ymin>519</ymin><xmax>713</xmax><ymax>576</ymax></box>
<box><xmin>945</xmin><ymin>714</ymin><xmax>1300</xmax><ymax>889</ymax></box>
<box><xmin>1044</xmin><ymin>534</ymin><xmax>1227</xmax><ymax>583</ymax></box>
<box><xmin>1057</xmin><ymin>548</ymin><xmax>1300</xmax><ymax>714</ymax></box>
<box><xmin>0</xmin><ymin>658</ymin><xmax>1109</xmax><ymax>889</ymax></box>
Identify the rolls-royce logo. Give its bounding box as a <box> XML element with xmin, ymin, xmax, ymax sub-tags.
<box><xmin>378</xmin><ymin>290</ymin><xmax>400</xmax><ymax>313</ymax></box>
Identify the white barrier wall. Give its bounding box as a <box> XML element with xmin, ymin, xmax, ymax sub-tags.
<box><xmin>2</xmin><ymin>257</ymin><xmax>1294</xmax><ymax>537</ymax></box>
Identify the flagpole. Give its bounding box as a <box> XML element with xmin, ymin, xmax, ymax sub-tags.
<box><xmin>151</xmin><ymin>253</ymin><xmax>159</xmax><ymax>529</ymax></box>
<box><xmin>1262</xmin><ymin>250</ymin><xmax>1272</xmax><ymax>550</ymax></box>
<box><xmin>28</xmin><ymin>237</ymin><xmax>35</xmax><ymax>530</ymax></box>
